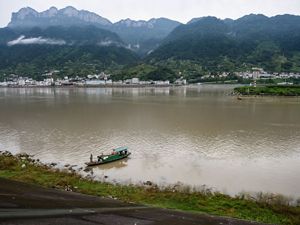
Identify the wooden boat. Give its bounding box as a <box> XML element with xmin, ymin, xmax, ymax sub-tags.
<box><xmin>85</xmin><ymin>147</ymin><xmax>131</xmax><ymax>166</ymax></box>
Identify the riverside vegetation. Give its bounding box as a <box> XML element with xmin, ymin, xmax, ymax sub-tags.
<box><xmin>0</xmin><ymin>151</ymin><xmax>300</xmax><ymax>225</ymax></box>
<box><xmin>234</xmin><ymin>85</ymin><xmax>300</xmax><ymax>96</ymax></box>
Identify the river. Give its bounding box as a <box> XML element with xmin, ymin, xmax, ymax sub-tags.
<box><xmin>0</xmin><ymin>85</ymin><xmax>300</xmax><ymax>197</ymax></box>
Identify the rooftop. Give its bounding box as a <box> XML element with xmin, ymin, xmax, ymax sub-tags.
<box><xmin>113</xmin><ymin>146</ymin><xmax>128</xmax><ymax>152</ymax></box>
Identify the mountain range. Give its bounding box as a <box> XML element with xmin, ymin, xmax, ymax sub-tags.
<box><xmin>1</xmin><ymin>6</ymin><xmax>300</xmax><ymax>82</ymax></box>
<box><xmin>6</xmin><ymin>6</ymin><xmax>180</xmax><ymax>54</ymax></box>
<box><xmin>147</xmin><ymin>14</ymin><xmax>300</xmax><ymax>81</ymax></box>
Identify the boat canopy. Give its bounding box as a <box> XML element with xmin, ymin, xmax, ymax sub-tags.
<box><xmin>113</xmin><ymin>147</ymin><xmax>128</xmax><ymax>152</ymax></box>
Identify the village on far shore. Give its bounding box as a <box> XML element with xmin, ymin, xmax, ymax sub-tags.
<box><xmin>0</xmin><ymin>71</ymin><xmax>185</xmax><ymax>87</ymax></box>
<box><xmin>0</xmin><ymin>67</ymin><xmax>299</xmax><ymax>87</ymax></box>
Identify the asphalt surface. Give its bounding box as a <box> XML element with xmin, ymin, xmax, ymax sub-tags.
<box><xmin>0</xmin><ymin>178</ymin><xmax>270</xmax><ymax>225</ymax></box>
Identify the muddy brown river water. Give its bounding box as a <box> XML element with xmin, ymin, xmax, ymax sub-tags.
<box><xmin>0</xmin><ymin>85</ymin><xmax>300</xmax><ymax>197</ymax></box>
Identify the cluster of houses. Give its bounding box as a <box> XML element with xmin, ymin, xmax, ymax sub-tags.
<box><xmin>201</xmin><ymin>72</ymin><xmax>231</xmax><ymax>80</ymax></box>
<box><xmin>0</xmin><ymin>72</ymin><xmax>187</xmax><ymax>87</ymax></box>
<box><xmin>200</xmin><ymin>68</ymin><xmax>300</xmax><ymax>81</ymax></box>
<box><xmin>2</xmin><ymin>67</ymin><xmax>297</xmax><ymax>87</ymax></box>
<box><xmin>235</xmin><ymin>68</ymin><xmax>300</xmax><ymax>80</ymax></box>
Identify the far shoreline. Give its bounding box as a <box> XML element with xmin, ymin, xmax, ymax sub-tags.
<box><xmin>0</xmin><ymin>84</ymin><xmax>176</xmax><ymax>88</ymax></box>
<box><xmin>234</xmin><ymin>85</ymin><xmax>300</xmax><ymax>97</ymax></box>
<box><xmin>0</xmin><ymin>83</ymin><xmax>246</xmax><ymax>89</ymax></box>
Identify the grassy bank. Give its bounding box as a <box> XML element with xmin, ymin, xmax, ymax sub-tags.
<box><xmin>234</xmin><ymin>85</ymin><xmax>300</xmax><ymax>96</ymax></box>
<box><xmin>0</xmin><ymin>152</ymin><xmax>299</xmax><ymax>225</ymax></box>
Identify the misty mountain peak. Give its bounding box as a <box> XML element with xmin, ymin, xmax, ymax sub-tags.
<box><xmin>115</xmin><ymin>18</ymin><xmax>180</xmax><ymax>29</ymax></box>
<box><xmin>15</xmin><ymin>7</ymin><xmax>38</xmax><ymax>20</ymax></box>
<box><xmin>40</xmin><ymin>7</ymin><xmax>58</xmax><ymax>17</ymax></box>
<box><xmin>237</xmin><ymin>14</ymin><xmax>268</xmax><ymax>22</ymax></box>
<box><xmin>188</xmin><ymin>16</ymin><xmax>219</xmax><ymax>24</ymax></box>
<box><xmin>116</xmin><ymin>18</ymin><xmax>153</xmax><ymax>28</ymax></box>
<box><xmin>8</xmin><ymin>6</ymin><xmax>112</xmax><ymax>28</ymax></box>
<box><xmin>6</xmin><ymin>6</ymin><xmax>181</xmax><ymax>55</ymax></box>
<box><xmin>61</xmin><ymin>6</ymin><xmax>79</xmax><ymax>17</ymax></box>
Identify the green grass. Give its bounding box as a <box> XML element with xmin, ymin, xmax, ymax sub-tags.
<box><xmin>0</xmin><ymin>152</ymin><xmax>299</xmax><ymax>224</ymax></box>
<box><xmin>234</xmin><ymin>85</ymin><xmax>300</xmax><ymax>96</ymax></box>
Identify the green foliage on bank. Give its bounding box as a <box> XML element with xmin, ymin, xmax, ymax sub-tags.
<box><xmin>0</xmin><ymin>152</ymin><xmax>300</xmax><ymax>225</ymax></box>
<box><xmin>234</xmin><ymin>85</ymin><xmax>300</xmax><ymax>96</ymax></box>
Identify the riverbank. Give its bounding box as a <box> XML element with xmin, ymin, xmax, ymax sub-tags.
<box><xmin>0</xmin><ymin>151</ymin><xmax>299</xmax><ymax>224</ymax></box>
<box><xmin>234</xmin><ymin>85</ymin><xmax>300</xmax><ymax>96</ymax></box>
<box><xmin>0</xmin><ymin>178</ymin><xmax>269</xmax><ymax>225</ymax></box>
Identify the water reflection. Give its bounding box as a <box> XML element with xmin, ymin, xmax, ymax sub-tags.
<box><xmin>92</xmin><ymin>158</ymin><xmax>129</xmax><ymax>170</ymax></box>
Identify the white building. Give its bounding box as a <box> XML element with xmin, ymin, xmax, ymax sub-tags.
<box><xmin>85</xmin><ymin>80</ymin><xmax>106</xmax><ymax>86</ymax></box>
<box><xmin>175</xmin><ymin>79</ymin><xmax>187</xmax><ymax>85</ymax></box>
<box><xmin>25</xmin><ymin>78</ymin><xmax>36</xmax><ymax>85</ymax></box>
<box><xmin>154</xmin><ymin>80</ymin><xmax>170</xmax><ymax>85</ymax></box>
<box><xmin>113</xmin><ymin>80</ymin><xmax>123</xmax><ymax>85</ymax></box>
<box><xmin>55</xmin><ymin>80</ymin><xmax>62</xmax><ymax>86</ymax></box>
<box><xmin>106</xmin><ymin>79</ymin><xmax>113</xmax><ymax>85</ymax></box>
<box><xmin>43</xmin><ymin>78</ymin><xmax>54</xmax><ymax>86</ymax></box>
<box><xmin>139</xmin><ymin>81</ymin><xmax>151</xmax><ymax>85</ymax></box>
<box><xmin>18</xmin><ymin>78</ymin><xmax>25</xmax><ymax>86</ymax></box>
<box><xmin>124</xmin><ymin>79</ymin><xmax>132</xmax><ymax>84</ymax></box>
<box><xmin>132</xmin><ymin>78</ymin><xmax>139</xmax><ymax>84</ymax></box>
<box><xmin>0</xmin><ymin>82</ymin><xmax>8</xmax><ymax>87</ymax></box>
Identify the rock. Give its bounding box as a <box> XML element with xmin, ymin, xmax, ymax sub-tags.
<box><xmin>21</xmin><ymin>164</ymin><xmax>26</xmax><ymax>169</ymax></box>
<box><xmin>144</xmin><ymin>181</ymin><xmax>152</xmax><ymax>186</ymax></box>
<box><xmin>3</xmin><ymin>151</ymin><xmax>12</xmax><ymax>156</ymax></box>
<box><xmin>50</xmin><ymin>162</ymin><xmax>57</xmax><ymax>167</ymax></box>
<box><xmin>85</xmin><ymin>174</ymin><xmax>95</xmax><ymax>180</ymax></box>
<box><xmin>64</xmin><ymin>185</ymin><xmax>73</xmax><ymax>192</ymax></box>
<box><xmin>68</xmin><ymin>169</ymin><xmax>76</xmax><ymax>173</ymax></box>
<box><xmin>64</xmin><ymin>164</ymin><xmax>70</xmax><ymax>167</ymax></box>
<box><xmin>104</xmin><ymin>175</ymin><xmax>108</xmax><ymax>179</ymax></box>
<box><xmin>83</xmin><ymin>167</ymin><xmax>92</xmax><ymax>172</ymax></box>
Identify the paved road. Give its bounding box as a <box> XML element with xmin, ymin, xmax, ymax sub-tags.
<box><xmin>0</xmin><ymin>178</ymin><xmax>270</xmax><ymax>225</ymax></box>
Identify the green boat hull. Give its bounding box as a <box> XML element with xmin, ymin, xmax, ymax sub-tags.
<box><xmin>85</xmin><ymin>152</ymin><xmax>131</xmax><ymax>166</ymax></box>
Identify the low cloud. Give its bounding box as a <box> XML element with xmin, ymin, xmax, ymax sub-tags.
<box><xmin>98</xmin><ymin>40</ymin><xmax>114</xmax><ymax>46</ymax></box>
<box><xmin>97</xmin><ymin>40</ymin><xmax>125</xmax><ymax>48</ymax></box>
<box><xmin>7</xmin><ymin>35</ymin><xmax>66</xmax><ymax>46</ymax></box>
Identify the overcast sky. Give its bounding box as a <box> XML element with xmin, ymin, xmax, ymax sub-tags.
<box><xmin>1</xmin><ymin>0</ymin><xmax>300</xmax><ymax>27</ymax></box>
